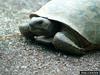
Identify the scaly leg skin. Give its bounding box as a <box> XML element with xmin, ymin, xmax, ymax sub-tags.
<box><xmin>34</xmin><ymin>36</ymin><xmax>53</xmax><ymax>45</ymax></box>
<box><xmin>52</xmin><ymin>32</ymin><xmax>86</xmax><ymax>55</ymax></box>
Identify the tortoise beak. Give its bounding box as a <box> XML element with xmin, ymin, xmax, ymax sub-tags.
<box><xmin>19</xmin><ymin>24</ymin><xmax>30</xmax><ymax>34</ymax></box>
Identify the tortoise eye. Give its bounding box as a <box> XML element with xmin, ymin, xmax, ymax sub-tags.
<box><xmin>29</xmin><ymin>20</ymin><xmax>43</xmax><ymax>27</ymax></box>
<box><xmin>37</xmin><ymin>20</ymin><xmax>43</xmax><ymax>24</ymax></box>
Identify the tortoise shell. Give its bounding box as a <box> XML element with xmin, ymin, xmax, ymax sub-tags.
<box><xmin>30</xmin><ymin>0</ymin><xmax>100</xmax><ymax>45</ymax></box>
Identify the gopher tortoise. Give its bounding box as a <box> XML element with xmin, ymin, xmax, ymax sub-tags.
<box><xmin>19</xmin><ymin>0</ymin><xmax>100</xmax><ymax>55</ymax></box>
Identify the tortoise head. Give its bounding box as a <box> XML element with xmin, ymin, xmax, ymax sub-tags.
<box><xmin>19</xmin><ymin>16</ymin><xmax>60</xmax><ymax>37</ymax></box>
<box><xmin>28</xmin><ymin>17</ymin><xmax>52</xmax><ymax>36</ymax></box>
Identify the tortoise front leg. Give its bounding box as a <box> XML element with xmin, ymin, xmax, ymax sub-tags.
<box><xmin>34</xmin><ymin>36</ymin><xmax>53</xmax><ymax>45</ymax></box>
<box><xmin>52</xmin><ymin>32</ymin><xmax>86</xmax><ymax>55</ymax></box>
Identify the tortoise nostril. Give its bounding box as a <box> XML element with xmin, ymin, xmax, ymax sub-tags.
<box><xmin>29</xmin><ymin>22</ymin><xmax>33</xmax><ymax>27</ymax></box>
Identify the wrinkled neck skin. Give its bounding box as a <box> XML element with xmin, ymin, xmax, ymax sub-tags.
<box><xmin>46</xmin><ymin>19</ymin><xmax>62</xmax><ymax>37</ymax></box>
